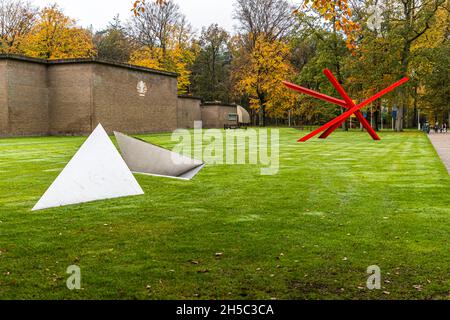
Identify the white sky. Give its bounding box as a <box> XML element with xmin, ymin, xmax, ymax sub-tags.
<box><xmin>32</xmin><ymin>0</ymin><xmax>237</xmax><ymax>34</ymax></box>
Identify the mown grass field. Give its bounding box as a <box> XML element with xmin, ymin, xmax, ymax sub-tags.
<box><xmin>0</xmin><ymin>128</ymin><xmax>448</xmax><ymax>300</ymax></box>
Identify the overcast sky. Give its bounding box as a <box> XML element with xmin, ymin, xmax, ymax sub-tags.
<box><xmin>32</xmin><ymin>0</ymin><xmax>237</xmax><ymax>34</ymax></box>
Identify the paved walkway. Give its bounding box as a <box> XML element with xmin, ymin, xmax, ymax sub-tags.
<box><xmin>428</xmin><ymin>133</ymin><xmax>450</xmax><ymax>174</ymax></box>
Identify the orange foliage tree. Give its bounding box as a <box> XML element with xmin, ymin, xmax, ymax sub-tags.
<box><xmin>296</xmin><ymin>0</ymin><xmax>360</xmax><ymax>51</ymax></box>
<box><xmin>235</xmin><ymin>35</ymin><xmax>298</xmax><ymax>126</ymax></box>
<box><xmin>130</xmin><ymin>42</ymin><xmax>197</xmax><ymax>94</ymax></box>
<box><xmin>20</xmin><ymin>5</ymin><xmax>95</xmax><ymax>59</ymax></box>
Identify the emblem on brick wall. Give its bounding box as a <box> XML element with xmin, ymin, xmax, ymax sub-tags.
<box><xmin>137</xmin><ymin>81</ymin><xmax>148</xmax><ymax>97</ymax></box>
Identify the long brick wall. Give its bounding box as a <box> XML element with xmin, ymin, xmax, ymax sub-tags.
<box><xmin>0</xmin><ymin>55</ymin><xmax>179</xmax><ymax>137</ymax></box>
<box><xmin>0</xmin><ymin>55</ymin><xmax>243</xmax><ymax>137</ymax></box>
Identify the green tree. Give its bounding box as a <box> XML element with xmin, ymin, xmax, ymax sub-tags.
<box><xmin>384</xmin><ymin>0</ymin><xmax>448</xmax><ymax>130</ymax></box>
<box><xmin>295</xmin><ymin>0</ymin><xmax>359</xmax><ymax>129</ymax></box>
<box><xmin>191</xmin><ymin>24</ymin><xmax>232</xmax><ymax>102</ymax></box>
<box><xmin>94</xmin><ymin>15</ymin><xmax>132</xmax><ymax>62</ymax></box>
<box><xmin>416</xmin><ymin>41</ymin><xmax>450</xmax><ymax>124</ymax></box>
<box><xmin>293</xmin><ymin>30</ymin><xmax>350</xmax><ymax>125</ymax></box>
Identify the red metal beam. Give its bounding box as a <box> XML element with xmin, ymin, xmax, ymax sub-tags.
<box><xmin>282</xmin><ymin>81</ymin><xmax>347</xmax><ymax>108</ymax></box>
<box><xmin>282</xmin><ymin>79</ymin><xmax>376</xmax><ymax>139</ymax></box>
<box><xmin>298</xmin><ymin>77</ymin><xmax>410</xmax><ymax>142</ymax></box>
<box><xmin>319</xmin><ymin>69</ymin><xmax>380</xmax><ymax>141</ymax></box>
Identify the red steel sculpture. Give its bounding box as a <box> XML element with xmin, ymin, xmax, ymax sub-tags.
<box><xmin>283</xmin><ymin>69</ymin><xmax>409</xmax><ymax>142</ymax></box>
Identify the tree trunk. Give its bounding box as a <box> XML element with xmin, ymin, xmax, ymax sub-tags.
<box><xmin>395</xmin><ymin>106</ymin><xmax>404</xmax><ymax>132</ymax></box>
<box><xmin>331</xmin><ymin>10</ymin><xmax>347</xmax><ymax>131</ymax></box>
<box><xmin>250</xmin><ymin>108</ymin><xmax>258</xmax><ymax>126</ymax></box>
<box><xmin>396</xmin><ymin>2</ymin><xmax>411</xmax><ymax>132</ymax></box>
<box><xmin>374</xmin><ymin>105</ymin><xmax>380</xmax><ymax>132</ymax></box>
<box><xmin>259</xmin><ymin>105</ymin><xmax>266</xmax><ymax>127</ymax></box>
<box><xmin>412</xmin><ymin>91</ymin><xmax>418</xmax><ymax>129</ymax></box>
<box><xmin>257</xmin><ymin>90</ymin><xmax>267</xmax><ymax>127</ymax></box>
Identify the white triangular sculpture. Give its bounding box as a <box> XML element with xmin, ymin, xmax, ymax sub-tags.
<box><xmin>32</xmin><ymin>124</ymin><xmax>144</xmax><ymax>211</ymax></box>
<box><xmin>114</xmin><ymin>132</ymin><xmax>205</xmax><ymax>180</ymax></box>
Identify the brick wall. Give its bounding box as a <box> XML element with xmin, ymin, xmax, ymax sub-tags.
<box><xmin>177</xmin><ymin>96</ymin><xmax>202</xmax><ymax>129</ymax></box>
<box><xmin>48</xmin><ymin>64</ymin><xmax>93</xmax><ymax>135</ymax></box>
<box><xmin>0</xmin><ymin>56</ymin><xmax>180</xmax><ymax>137</ymax></box>
<box><xmin>0</xmin><ymin>61</ymin><xmax>7</xmax><ymax>135</ymax></box>
<box><xmin>0</xmin><ymin>56</ymin><xmax>239</xmax><ymax>136</ymax></box>
<box><xmin>92</xmin><ymin>63</ymin><xmax>178</xmax><ymax>134</ymax></box>
<box><xmin>5</xmin><ymin>59</ymin><xmax>49</xmax><ymax>136</ymax></box>
<box><xmin>0</xmin><ymin>56</ymin><xmax>240</xmax><ymax>137</ymax></box>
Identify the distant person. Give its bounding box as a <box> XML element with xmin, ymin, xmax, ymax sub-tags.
<box><xmin>423</xmin><ymin>122</ymin><xmax>430</xmax><ymax>134</ymax></box>
<box><xmin>443</xmin><ymin>123</ymin><xmax>448</xmax><ymax>133</ymax></box>
<box><xmin>434</xmin><ymin>122</ymin><xmax>439</xmax><ymax>133</ymax></box>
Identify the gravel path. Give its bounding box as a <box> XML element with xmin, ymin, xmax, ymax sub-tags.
<box><xmin>428</xmin><ymin>133</ymin><xmax>450</xmax><ymax>174</ymax></box>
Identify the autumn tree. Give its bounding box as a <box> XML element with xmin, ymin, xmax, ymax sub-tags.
<box><xmin>295</xmin><ymin>0</ymin><xmax>361</xmax><ymax>129</ymax></box>
<box><xmin>20</xmin><ymin>5</ymin><xmax>95</xmax><ymax>59</ymax></box>
<box><xmin>128</xmin><ymin>0</ymin><xmax>449</xmax><ymax>129</ymax></box>
<box><xmin>128</xmin><ymin>0</ymin><xmax>185</xmax><ymax>52</ymax></box>
<box><xmin>128</xmin><ymin>0</ymin><xmax>197</xmax><ymax>94</ymax></box>
<box><xmin>412</xmin><ymin>5</ymin><xmax>450</xmax><ymax>123</ymax></box>
<box><xmin>298</xmin><ymin>0</ymin><xmax>360</xmax><ymax>51</ymax></box>
<box><xmin>232</xmin><ymin>0</ymin><xmax>298</xmax><ymax>124</ymax></box>
<box><xmin>130</xmin><ymin>38</ymin><xmax>197</xmax><ymax>94</ymax></box>
<box><xmin>0</xmin><ymin>0</ymin><xmax>37</xmax><ymax>53</ymax></box>
<box><xmin>292</xmin><ymin>30</ymin><xmax>352</xmax><ymax>125</ymax></box>
<box><xmin>345</xmin><ymin>33</ymin><xmax>401</xmax><ymax>131</ymax></box>
<box><xmin>191</xmin><ymin>24</ymin><xmax>232</xmax><ymax>103</ymax></box>
<box><xmin>235</xmin><ymin>35</ymin><xmax>298</xmax><ymax>126</ymax></box>
<box><xmin>381</xmin><ymin>0</ymin><xmax>448</xmax><ymax>130</ymax></box>
<box><xmin>416</xmin><ymin>42</ymin><xmax>450</xmax><ymax>124</ymax></box>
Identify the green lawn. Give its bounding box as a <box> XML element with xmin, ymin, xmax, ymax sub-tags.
<box><xmin>0</xmin><ymin>129</ymin><xmax>448</xmax><ymax>300</ymax></box>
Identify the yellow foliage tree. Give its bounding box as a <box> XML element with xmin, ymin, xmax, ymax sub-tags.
<box><xmin>130</xmin><ymin>44</ymin><xmax>197</xmax><ymax>94</ymax></box>
<box><xmin>129</xmin><ymin>46</ymin><xmax>163</xmax><ymax>70</ymax></box>
<box><xmin>412</xmin><ymin>5</ymin><xmax>449</xmax><ymax>51</ymax></box>
<box><xmin>130</xmin><ymin>23</ymin><xmax>198</xmax><ymax>94</ymax></box>
<box><xmin>411</xmin><ymin>4</ymin><xmax>450</xmax><ymax>118</ymax></box>
<box><xmin>20</xmin><ymin>5</ymin><xmax>95</xmax><ymax>59</ymax></box>
<box><xmin>235</xmin><ymin>35</ymin><xmax>298</xmax><ymax>126</ymax></box>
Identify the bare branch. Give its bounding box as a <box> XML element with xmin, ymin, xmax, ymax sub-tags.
<box><xmin>233</xmin><ymin>0</ymin><xmax>296</xmax><ymax>48</ymax></box>
<box><xmin>0</xmin><ymin>0</ymin><xmax>37</xmax><ymax>51</ymax></box>
<box><xmin>127</xmin><ymin>0</ymin><xmax>191</xmax><ymax>51</ymax></box>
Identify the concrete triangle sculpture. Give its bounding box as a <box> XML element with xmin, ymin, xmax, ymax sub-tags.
<box><xmin>114</xmin><ymin>132</ymin><xmax>205</xmax><ymax>180</ymax></box>
<box><xmin>32</xmin><ymin>124</ymin><xmax>144</xmax><ymax>211</ymax></box>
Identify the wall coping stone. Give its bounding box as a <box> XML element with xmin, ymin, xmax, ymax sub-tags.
<box><xmin>201</xmin><ymin>102</ymin><xmax>237</xmax><ymax>108</ymax></box>
<box><xmin>0</xmin><ymin>54</ymin><xmax>179</xmax><ymax>78</ymax></box>
<box><xmin>178</xmin><ymin>95</ymin><xmax>202</xmax><ymax>101</ymax></box>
